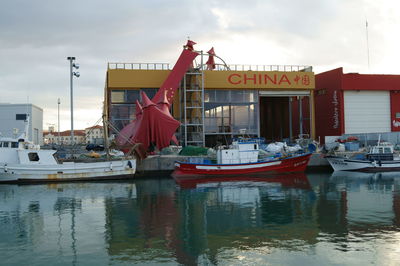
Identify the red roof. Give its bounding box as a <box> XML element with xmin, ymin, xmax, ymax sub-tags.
<box><xmin>85</xmin><ymin>125</ymin><xmax>103</xmax><ymax>130</ymax></box>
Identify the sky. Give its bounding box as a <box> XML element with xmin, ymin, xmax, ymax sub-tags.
<box><xmin>1</xmin><ymin>0</ymin><xmax>400</xmax><ymax>131</ymax></box>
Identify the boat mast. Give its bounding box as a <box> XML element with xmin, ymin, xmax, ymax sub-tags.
<box><xmin>102</xmin><ymin>114</ymin><xmax>110</xmax><ymax>160</ymax></box>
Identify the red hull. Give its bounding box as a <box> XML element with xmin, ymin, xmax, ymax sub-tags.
<box><xmin>174</xmin><ymin>153</ymin><xmax>312</xmax><ymax>176</ymax></box>
<box><xmin>173</xmin><ymin>172</ymin><xmax>311</xmax><ymax>189</ymax></box>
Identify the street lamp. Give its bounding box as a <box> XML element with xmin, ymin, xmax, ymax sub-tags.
<box><xmin>58</xmin><ymin>98</ymin><xmax>61</xmax><ymax>145</ymax></box>
<box><xmin>67</xmin><ymin>57</ymin><xmax>80</xmax><ymax>145</ymax></box>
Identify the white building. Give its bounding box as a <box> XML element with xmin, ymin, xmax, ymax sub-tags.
<box><xmin>43</xmin><ymin>130</ymin><xmax>86</xmax><ymax>145</ymax></box>
<box><xmin>0</xmin><ymin>103</ymin><xmax>43</xmax><ymax>145</ymax></box>
<box><xmin>85</xmin><ymin>125</ymin><xmax>104</xmax><ymax>144</ymax></box>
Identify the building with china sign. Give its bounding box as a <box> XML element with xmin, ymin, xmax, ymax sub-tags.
<box><xmin>104</xmin><ymin>45</ymin><xmax>315</xmax><ymax>147</ymax></box>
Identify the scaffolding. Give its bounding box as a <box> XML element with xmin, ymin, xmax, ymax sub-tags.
<box><xmin>180</xmin><ymin>70</ymin><xmax>205</xmax><ymax>147</ymax></box>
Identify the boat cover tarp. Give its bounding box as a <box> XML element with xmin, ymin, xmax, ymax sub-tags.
<box><xmin>179</xmin><ymin>146</ymin><xmax>209</xmax><ymax>156</ymax></box>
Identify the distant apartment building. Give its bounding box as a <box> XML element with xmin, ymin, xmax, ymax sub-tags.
<box><xmin>44</xmin><ymin>130</ymin><xmax>86</xmax><ymax>145</ymax></box>
<box><xmin>44</xmin><ymin>125</ymin><xmax>103</xmax><ymax>145</ymax></box>
<box><xmin>0</xmin><ymin>103</ymin><xmax>43</xmax><ymax>145</ymax></box>
<box><xmin>85</xmin><ymin>125</ymin><xmax>104</xmax><ymax>144</ymax></box>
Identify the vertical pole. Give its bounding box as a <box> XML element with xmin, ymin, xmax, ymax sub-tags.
<box><xmin>289</xmin><ymin>97</ymin><xmax>293</xmax><ymax>142</ymax></box>
<box><xmin>299</xmin><ymin>96</ymin><xmax>303</xmax><ymax>136</ymax></box>
<box><xmin>201</xmin><ymin>51</ymin><xmax>205</xmax><ymax>147</ymax></box>
<box><xmin>69</xmin><ymin>58</ymin><xmax>74</xmax><ymax>145</ymax></box>
<box><xmin>310</xmin><ymin>91</ymin><xmax>316</xmax><ymax>140</ymax></box>
<box><xmin>183</xmin><ymin>75</ymin><xmax>187</xmax><ymax>146</ymax></box>
<box><xmin>58</xmin><ymin>98</ymin><xmax>60</xmax><ymax>145</ymax></box>
<box><xmin>103</xmin><ymin>114</ymin><xmax>110</xmax><ymax>160</ymax></box>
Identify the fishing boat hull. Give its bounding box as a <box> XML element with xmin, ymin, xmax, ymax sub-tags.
<box><xmin>173</xmin><ymin>172</ymin><xmax>311</xmax><ymax>189</ymax></box>
<box><xmin>174</xmin><ymin>153</ymin><xmax>311</xmax><ymax>176</ymax></box>
<box><xmin>0</xmin><ymin>159</ymin><xmax>136</xmax><ymax>183</ymax></box>
<box><xmin>326</xmin><ymin>155</ymin><xmax>400</xmax><ymax>172</ymax></box>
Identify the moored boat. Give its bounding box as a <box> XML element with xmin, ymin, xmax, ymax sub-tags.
<box><xmin>174</xmin><ymin>139</ymin><xmax>312</xmax><ymax>177</ymax></box>
<box><xmin>325</xmin><ymin>141</ymin><xmax>400</xmax><ymax>172</ymax></box>
<box><xmin>0</xmin><ymin>134</ymin><xmax>136</xmax><ymax>184</ymax></box>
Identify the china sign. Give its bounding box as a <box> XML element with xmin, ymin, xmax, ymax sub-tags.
<box><xmin>204</xmin><ymin>70</ymin><xmax>315</xmax><ymax>89</ymax></box>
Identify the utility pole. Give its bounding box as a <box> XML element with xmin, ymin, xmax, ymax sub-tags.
<box><xmin>67</xmin><ymin>57</ymin><xmax>80</xmax><ymax>145</ymax></box>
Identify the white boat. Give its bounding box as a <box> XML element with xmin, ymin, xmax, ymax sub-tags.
<box><xmin>0</xmin><ymin>119</ymin><xmax>136</xmax><ymax>183</ymax></box>
<box><xmin>325</xmin><ymin>141</ymin><xmax>400</xmax><ymax>172</ymax></box>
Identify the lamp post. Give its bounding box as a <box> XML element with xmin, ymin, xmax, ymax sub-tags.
<box><xmin>67</xmin><ymin>57</ymin><xmax>80</xmax><ymax>145</ymax></box>
<box><xmin>57</xmin><ymin>98</ymin><xmax>60</xmax><ymax>145</ymax></box>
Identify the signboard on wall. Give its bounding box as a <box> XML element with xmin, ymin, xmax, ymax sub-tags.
<box><xmin>204</xmin><ymin>70</ymin><xmax>315</xmax><ymax>89</ymax></box>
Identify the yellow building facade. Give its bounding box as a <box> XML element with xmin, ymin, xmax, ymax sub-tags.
<box><xmin>105</xmin><ymin>62</ymin><xmax>315</xmax><ymax>147</ymax></box>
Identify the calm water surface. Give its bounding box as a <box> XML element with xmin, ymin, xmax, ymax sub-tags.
<box><xmin>1</xmin><ymin>171</ymin><xmax>400</xmax><ymax>265</ymax></box>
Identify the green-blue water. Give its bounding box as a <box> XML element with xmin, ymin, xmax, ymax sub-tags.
<box><xmin>1</xmin><ymin>171</ymin><xmax>400</xmax><ymax>265</ymax></box>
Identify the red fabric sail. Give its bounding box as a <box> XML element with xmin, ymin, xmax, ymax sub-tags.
<box><xmin>206</xmin><ymin>47</ymin><xmax>216</xmax><ymax>70</ymax></box>
<box><xmin>129</xmin><ymin>92</ymin><xmax>180</xmax><ymax>150</ymax></box>
<box><xmin>152</xmin><ymin>47</ymin><xmax>199</xmax><ymax>105</ymax></box>
<box><xmin>156</xmin><ymin>91</ymin><xmax>179</xmax><ymax>145</ymax></box>
<box><xmin>116</xmin><ymin>40</ymin><xmax>199</xmax><ymax>154</ymax></box>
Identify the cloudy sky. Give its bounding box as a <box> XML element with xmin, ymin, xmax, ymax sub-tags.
<box><xmin>1</xmin><ymin>0</ymin><xmax>400</xmax><ymax>131</ymax></box>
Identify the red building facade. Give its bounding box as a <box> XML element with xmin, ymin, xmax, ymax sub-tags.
<box><xmin>314</xmin><ymin>67</ymin><xmax>400</xmax><ymax>143</ymax></box>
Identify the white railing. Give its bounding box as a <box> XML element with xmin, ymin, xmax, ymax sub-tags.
<box><xmin>108</xmin><ymin>63</ymin><xmax>170</xmax><ymax>70</ymax></box>
<box><xmin>218</xmin><ymin>64</ymin><xmax>312</xmax><ymax>72</ymax></box>
<box><xmin>108</xmin><ymin>62</ymin><xmax>312</xmax><ymax>72</ymax></box>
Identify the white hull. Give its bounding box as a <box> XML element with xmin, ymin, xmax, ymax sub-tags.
<box><xmin>0</xmin><ymin>159</ymin><xmax>136</xmax><ymax>182</ymax></box>
<box><xmin>326</xmin><ymin>156</ymin><xmax>400</xmax><ymax>171</ymax></box>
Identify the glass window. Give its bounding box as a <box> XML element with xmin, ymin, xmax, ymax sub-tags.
<box><xmin>231</xmin><ymin>104</ymin><xmax>257</xmax><ymax>134</ymax></box>
<box><xmin>245</xmin><ymin>91</ymin><xmax>256</xmax><ymax>102</ymax></box>
<box><xmin>216</xmin><ymin>90</ymin><xmax>229</xmax><ymax>102</ymax></box>
<box><xmin>111</xmin><ymin>104</ymin><xmax>135</xmax><ymax>120</ymax></box>
<box><xmin>204</xmin><ymin>90</ymin><xmax>215</xmax><ymax>103</ymax></box>
<box><xmin>111</xmin><ymin>90</ymin><xmax>125</xmax><ymax>103</ymax></box>
<box><xmin>204</xmin><ymin>89</ymin><xmax>258</xmax><ymax>136</ymax></box>
<box><xmin>11</xmin><ymin>142</ymin><xmax>18</xmax><ymax>148</ymax></box>
<box><xmin>126</xmin><ymin>90</ymin><xmax>140</xmax><ymax>103</ymax></box>
<box><xmin>28</xmin><ymin>152</ymin><xmax>40</xmax><ymax>161</ymax></box>
<box><xmin>111</xmin><ymin>119</ymin><xmax>131</xmax><ymax>131</ymax></box>
<box><xmin>231</xmin><ymin>91</ymin><xmax>244</xmax><ymax>102</ymax></box>
<box><xmin>141</xmin><ymin>88</ymin><xmax>157</xmax><ymax>100</ymax></box>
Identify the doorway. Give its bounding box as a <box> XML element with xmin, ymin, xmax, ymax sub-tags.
<box><xmin>259</xmin><ymin>97</ymin><xmax>290</xmax><ymax>142</ymax></box>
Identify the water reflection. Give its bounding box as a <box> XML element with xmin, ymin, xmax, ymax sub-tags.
<box><xmin>0</xmin><ymin>172</ymin><xmax>399</xmax><ymax>265</ymax></box>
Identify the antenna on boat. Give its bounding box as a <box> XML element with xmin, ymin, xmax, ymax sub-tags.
<box><xmin>365</xmin><ymin>19</ymin><xmax>370</xmax><ymax>70</ymax></box>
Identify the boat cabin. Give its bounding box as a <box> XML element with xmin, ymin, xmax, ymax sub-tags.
<box><xmin>367</xmin><ymin>142</ymin><xmax>394</xmax><ymax>161</ymax></box>
<box><xmin>217</xmin><ymin>139</ymin><xmax>259</xmax><ymax>164</ymax></box>
<box><xmin>0</xmin><ymin>137</ymin><xmax>57</xmax><ymax>165</ymax></box>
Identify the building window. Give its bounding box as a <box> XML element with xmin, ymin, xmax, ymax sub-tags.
<box><xmin>396</xmin><ymin>112</ymin><xmax>400</xmax><ymax>119</ymax></box>
<box><xmin>111</xmin><ymin>91</ymin><xmax>125</xmax><ymax>103</ymax></box>
<box><xmin>204</xmin><ymin>89</ymin><xmax>258</xmax><ymax>139</ymax></box>
<box><xmin>16</xmin><ymin>114</ymin><xmax>27</xmax><ymax>120</ymax></box>
<box><xmin>110</xmin><ymin>88</ymin><xmax>157</xmax><ymax>131</ymax></box>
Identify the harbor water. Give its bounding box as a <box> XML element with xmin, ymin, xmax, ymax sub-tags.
<box><xmin>1</xmin><ymin>171</ymin><xmax>400</xmax><ymax>265</ymax></box>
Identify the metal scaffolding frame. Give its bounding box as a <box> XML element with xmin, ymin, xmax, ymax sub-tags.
<box><xmin>180</xmin><ymin>70</ymin><xmax>205</xmax><ymax>147</ymax></box>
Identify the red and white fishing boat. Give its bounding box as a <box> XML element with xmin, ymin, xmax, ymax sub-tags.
<box><xmin>174</xmin><ymin>140</ymin><xmax>312</xmax><ymax>177</ymax></box>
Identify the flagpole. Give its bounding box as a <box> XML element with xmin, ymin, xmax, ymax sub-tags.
<box><xmin>366</xmin><ymin>20</ymin><xmax>370</xmax><ymax>69</ymax></box>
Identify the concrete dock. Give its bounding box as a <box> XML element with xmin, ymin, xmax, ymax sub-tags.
<box><xmin>135</xmin><ymin>153</ymin><xmax>331</xmax><ymax>177</ymax></box>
